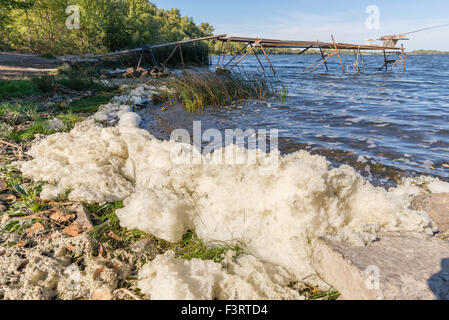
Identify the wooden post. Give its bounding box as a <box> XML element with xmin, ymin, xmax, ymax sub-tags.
<box><xmin>259</xmin><ymin>44</ymin><xmax>276</xmax><ymax>75</ymax></box>
<box><xmin>358</xmin><ymin>47</ymin><xmax>365</xmax><ymax>72</ymax></box>
<box><xmin>219</xmin><ymin>40</ymin><xmax>230</xmax><ymax>66</ymax></box>
<box><xmin>303</xmin><ymin>55</ymin><xmax>327</xmax><ymax>72</ymax></box>
<box><xmin>310</xmin><ymin>52</ymin><xmax>337</xmax><ymax>73</ymax></box>
<box><xmin>331</xmin><ymin>35</ymin><xmax>345</xmax><ymax>73</ymax></box>
<box><xmin>149</xmin><ymin>49</ymin><xmax>158</xmax><ymax>67</ymax></box>
<box><xmin>224</xmin><ymin>43</ymin><xmax>250</xmax><ymax>68</ymax></box>
<box><xmin>352</xmin><ymin>50</ymin><xmax>360</xmax><ymax>73</ymax></box>
<box><xmin>298</xmin><ymin>46</ymin><xmax>312</xmax><ymax>55</ymax></box>
<box><xmin>229</xmin><ymin>39</ymin><xmax>262</xmax><ymax>71</ymax></box>
<box><xmin>249</xmin><ymin>42</ymin><xmax>266</xmax><ymax>72</ymax></box>
<box><xmin>178</xmin><ymin>44</ymin><xmax>184</xmax><ymax>66</ymax></box>
<box><xmin>164</xmin><ymin>45</ymin><xmax>180</xmax><ymax>66</ymax></box>
<box><xmin>320</xmin><ymin>48</ymin><xmax>329</xmax><ymax>72</ymax></box>
<box><xmin>401</xmin><ymin>45</ymin><xmax>406</xmax><ymax>72</ymax></box>
<box><xmin>136</xmin><ymin>49</ymin><xmax>144</xmax><ymax>70</ymax></box>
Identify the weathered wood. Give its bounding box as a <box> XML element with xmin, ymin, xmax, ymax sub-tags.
<box><xmin>310</xmin><ymin>52</ymin><xmax>337</xmax><ymax>73</ymax></box>
<box><xmin>331</xmin><ymin>35</ymin><xmax>345</xmax><ymax>73</ymax></box>
<box><xmin>401</xmin><ymin>45</ymin><xmax>406</xmax><ymax>72</ymax></box>
<box><xmin>320</xmin><ymin>48</ymin><xmax>329</xmax><ymax>72</ymax></box>
<box><xmin>259</xmin><ymin>44</ymin><xmax>276</xmax><ymax>75</ymax></box>
<box><xmin>92</xmin><ymin>34</ymin><xmax>226</xmax><ymax>59</ymax></box>
<box><xmin>218</xmin><ymin>36</ymin><xmax>402</xmax><ymax>51</ymax></box>
<box><xmin>248</xmin><ymin>42</ymin><xmax>266</xmax><ymax>72</ymax></box>
<box><xmin>178</xmin><ymin>44</ymin><xmax>184</xmax><ymax>66</ymax></box>
<box><xmin>223</xmin><ymin>43</ymin><xmax>250</xmax><ymax>68</ymax></box>
<box><xmin>163</xmin><ymin>45</ymin><xmax>180</xmax><ymax>66</ymax></box>
<box><xmin>229</xmin><ymin>39</ymin><xmax>262</xmax><ymax>71</ymax></box>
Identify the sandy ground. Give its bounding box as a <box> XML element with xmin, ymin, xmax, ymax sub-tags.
<box><xmin>0</xmin><ymin>51</ymin><xmax>62</xmax><ymax>80</ymax></box>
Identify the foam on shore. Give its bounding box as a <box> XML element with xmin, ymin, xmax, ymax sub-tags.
<box><xmin>18</xmin><ymin>85</ymin><xmax>448</xmax><ymax>297</ymax></box>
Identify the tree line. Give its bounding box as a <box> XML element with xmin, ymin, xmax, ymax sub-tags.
<box><xmin>0</xmin><ymin>0</ymin><xmax>215</xmax><ymax>55</ymax></box>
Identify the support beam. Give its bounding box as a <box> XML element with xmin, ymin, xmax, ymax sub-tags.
<box><xmin>136</xmin><ymin>50</ymin><xmax>144</xmax><ymax>70</ymax></box>
<box><xmin>298</xmin><ymin>46</ymin><xmax>312</xmax><ymax>55</ymax></box>
<box><xmin>352</xmin><ymin>50</ymin><xmax>360</xmax><ymax>73</ymax></box>
<box><xmin>163</xmin><ymin>45</ymin><xmax>180</xmax><ymax>66</ymax></box>
<box><xmin>224</xmin><ymin>43</ymin><xmax>250</xmax><ymax>68</ymax></box>
<box><xmin>178</xmin><ymin>44</ymin><xmax>184</xmax><ymax>66</ymax></box>
<box><xmin>401</xmin><ymin>45</ymin><xmax>406</xmax><ymax>72</ymax></box>
<box><xmin>331</xmin><ymin>35</ymin><xmax>345</xmax><ymax>73</ymax></box>
<box><xmin>149</xmin><ymin>49</ymin><xmax>158</xmax><ymax>67</ymax></box>
<box><xmin>259</xmin><ymin>44</ymin><xmax>276</xmax><ymax>75</ymax></box>
<box><xmin>248</xmin><ymin>42</ymin><xmax>266</xmax><ymax>72</ymax></box>
<box><xmin>303</xmin><ymin>55</ymin><xmax>327</xmax><ymax>72</ymax></box>
<box><xmin>229</xmin><ymin>39</ymin><xmax>262</xmax><ymax>71</ymax></box>
<box><xmin>358</xmin><ymin>47</ymin><xmax>366</xmax><ymax>72</ymax></box>
<box><xmin>310</xmin><ymin>53</ymin><xmax>337</xmax><ymax>73</ymax></box>
<box><xmin>320</xmin><ymin>48</ymin><xmax>329</xmax><ymax>72</ymax></box>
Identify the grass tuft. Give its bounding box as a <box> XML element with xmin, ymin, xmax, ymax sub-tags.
<box><xmin>154</xmin><ymin>70</ymin><xmax>286</xmax><ymax>111</ymax></box>
<box><xmin>88</xmin><ymin>202</ymin><xmax>243</xmax><ymax>262</ymax></box>
<box><xmin>65</xmin><ymin>93</ymin><xmax>116</xmax><ymax>114</ymax></box>
<box><xmin>0</xmin><ymin>80</ymin><xmax>41</xmax><ymax>100</ymax></box>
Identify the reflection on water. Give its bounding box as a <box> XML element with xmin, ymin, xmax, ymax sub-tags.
<box><xmin>139</xmin><ymin>54</ymin><xmax>449</xmax><ymax>185</ymax></box>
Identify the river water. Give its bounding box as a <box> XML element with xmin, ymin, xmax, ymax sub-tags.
<box><xmin>140</xmin><ymin>54</ymin><xmax>449</xmax><ymax>185</ymax></box>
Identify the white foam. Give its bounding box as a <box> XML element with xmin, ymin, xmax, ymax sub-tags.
<box><xmin>19</xmin><ymin>85</ymin><xmax>443</xmax><ymax>287</ymax></box>
<box><xmin>138</xmin><ymin>251</ymin><xmax>303</xmax><ymax>300</ymax></box>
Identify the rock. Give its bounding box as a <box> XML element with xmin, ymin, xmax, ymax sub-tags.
<box><xmin>0</xmin><ymin>204</ymin><xmax>6</xmax><ymax>213</ymax></box>
<box><xmin>412</xmin><ymin>193</ymin><xmax>449</xmax><ymax>232</ymax></box>
<box><xmin>90</xmin><ymin>287</ymin><xmax>113</xmax><ymax>300</ymax></box>
<box><xmin>49</xmin><ymin>210</ymin><xmax>76</xmax><ymax>224</ymax></box>
<box><xmin>1</xmin><ymin>213</ymin><xmax>9</xmax><ymax>224</ymax></box>
<box><xmin>131</xmin><ymin>239</ymin><xmax>157</xmax><ymax>254</ymax></box>
<box><xmin>0</xmin><ymin>180</ymin><xmax>7</xmax><ymax>192</ymax></box>
<box><xmin>312</xmin><ymin>233</ymin><xmax>449</xmax><ymax>300</ymax></box>
<box><xmin>70</xmin><ymin>203</ymin><xmax>93</xmax><ymax>232</ymax></box>
<box><xmin>0</xmin><ymin>194</ymin><xmax>16</xmax><ymax>202</ymax></box>
<box><xmin>124</xmin><ymin>67</ymin><xmax>134</xmax><ymax>77</ymax></box>
<box><xmin>47</xmin><ymin>118</ymin><xmax>65</xmax><ymax>131</ymax></box>
<box><xmin>62</xmin><ymin>222</ymin><xmax>84</xmax><ymax>237</ymax></box>
<box><xmin>25</xmin><ymin>222</ymin><xmax>45</xmax><ymax>237</ymax></box>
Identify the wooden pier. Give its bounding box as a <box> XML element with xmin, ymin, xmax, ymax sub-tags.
<box><xmin>215</xmin><ymin>35</ymin><xmax>407</xmax><ymax>74</ymax></box>
<box><xmin>65</xmin><ymin>34</ymin><xmax>407</xmax><ymax>75</ymax></box>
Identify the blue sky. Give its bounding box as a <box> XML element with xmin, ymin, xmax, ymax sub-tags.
<box><xmin>152</xmin><ymin>0</ymin><xmax>449</xmax><ymax>50</ymax></box>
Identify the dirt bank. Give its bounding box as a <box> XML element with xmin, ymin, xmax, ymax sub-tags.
<box><xmin>0</xmin><ymin>52</ymin><xmax>62</xmax><ymax>80</ymax></box>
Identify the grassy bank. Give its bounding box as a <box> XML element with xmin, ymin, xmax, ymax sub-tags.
<box><xmin>154</xmin><ymin>70</ymin><xmax>286</xmax><ymax>111</ymax></box>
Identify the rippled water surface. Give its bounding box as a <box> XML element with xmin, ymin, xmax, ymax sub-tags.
<box><xmin>141</xmin><ymin>54</ymin><xmax>449</xmax><ymax>184</ymax></box>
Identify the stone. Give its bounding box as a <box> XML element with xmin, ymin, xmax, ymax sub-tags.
<box><xmin>90</xmin><ymin>287</ymin><xmax>113</xmax><ymax>300</ymax></box>
<box><xmin>131</xmin><ymin>239</ymin><xmax>158</xmax><ymax>254</ymax></box>
<box><xmin>312</xmin><ymin>233</ymin><xmax>449</xmax><ymax>300</ymax></box>
<box><xmin>25</xmin><ymin>222</ymin><xmax>45</xmax><ymax>237</ymax></box>
<box><xmin>70</xmin><ymin>203</ymin><xmax>93</xmax><ymax>232</ymax></box>
<box><xmin>0</xmin><ymin>194</ymin><xmax>16</xmax><ymax>202</ymax></box>
<box><xmin>412</xmin><ymin>193</ymin><xmax>449</xmax><ymax>232</ymax></box>
<box><xmin>0</xmin><ymin>180</ymin><xmax>7</xmax><ymax>192</ymax></box>
<box><xmin>49</xmin><ymin>210</ymin><xmax>76</xmax><ymax>224</ymax></box>
<box><xmin>62</xmin><ymin>222</ymin><xmax>84</xmax><ymax>237</ymax></box>
<box><xmin>1</xmin><ymin>213</ymin><xmax>9</xmax><ymax>224</ymax></box>
<box><xmin>0</xmin><ymin>204</ymin><xmax>6</xmax><ymax>213</ymax></box>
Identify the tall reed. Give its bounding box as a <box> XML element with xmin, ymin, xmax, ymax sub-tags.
<box><xmin>154</xmin><ymin>69</ymin><xmax>286</xmax><ymax>111</ymax></box>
